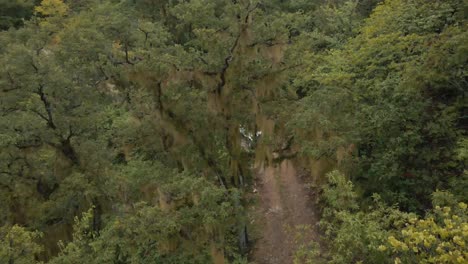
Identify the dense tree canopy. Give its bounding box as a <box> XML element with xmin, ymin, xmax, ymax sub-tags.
<box><xmin>0</xmin><ymin>0</ymin><xmax>466</xmax><ymax>263</ymax></box>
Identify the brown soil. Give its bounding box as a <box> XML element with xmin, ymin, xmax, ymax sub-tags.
<box><xmin>250</xmin><ymin>159</ymin><xmax>319</xmax><ymax>264</ymax></box>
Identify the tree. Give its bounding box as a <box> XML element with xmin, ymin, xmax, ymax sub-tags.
<box><xmin>382</xmin><ymin>192</ymin><xmax>468</xmax><ymax>263</ymax></box>
<box><xmin>0</xmin><ymin>0</ymin><xmax>36</xmax><ymax>30</ymax></box>
<box><xmin>1</xmin><ymin>0</ymin><xmax>313</xmax><ymax>261</ymax></box>
<box><xmin>0</xmin><ymin>225</ymin><xmax>43</xmax><ymax>264</ymax></box>
<box><xmin>289</xmin><ymin>0</ymin><xmax>467</xmax><ymax>210</ymax></box>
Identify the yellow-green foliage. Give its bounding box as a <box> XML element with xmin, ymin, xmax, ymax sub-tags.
<box><xmin>0</xmin><ymin>225</ymin><xmax>43</xmax><ymax>264</ymax></box>
<box><xmin>35</xmin><ymin>0</ymin><xmax>68</xmax><ymax>17</ymax></box>
<box><xmin>383</xmin><ymin>202</ymin><xmax>468</xmax><ymax>263</ymax></box>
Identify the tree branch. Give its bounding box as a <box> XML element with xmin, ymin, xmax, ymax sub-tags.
<box><xmin>215</xmin><ymin>3</ymin><xmax>259</xmax><ymax>95</ymax></box>
<box><xmin>36</xmin><ymin>84</ymin><xmax>56</xmax><ymax>129</ymax></box>
<box><xmin>30</xmin><ymin>109</ymin><xmax>51</xmax><ymax>124</ymax></box>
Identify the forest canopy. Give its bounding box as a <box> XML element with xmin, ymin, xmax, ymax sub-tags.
<box><xmin>0</xmin><ymin>0</ymin><xmax>466</xmax><ymax>263</ymax></box>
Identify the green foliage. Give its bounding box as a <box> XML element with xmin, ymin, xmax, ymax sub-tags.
<box><xmin>315</xmin><ymin>171</ymin><xmax>414</xmax><ymax>264</ymax></box>
<box><xmin>0</xmin><ymin>225</ymin><xmax>43</xmax><ymax>264</ymax></box>
<box><xmin>287</xmin><ymin>2</ymin><xmax>467</xmax><ymax>262</ymax></box>
<box><xmin>303</xmin><ymin>172</ymin><xmax>467</xmax><ymax>264</ymax></box>
<box><xmin>51</xmin><ymin>174</ymin><xmax>243</xmax><ymax>263</ymax></box>
<box><xmin>321</xmin><ymin>171</ymin><xmax>359</xmax><ymax>212</ymax></box>
<box><xmin>1</xmin><ymin>0</ymin><xmax>466</xmax><ymax>263</ymax></box>
<box><xmin>290</xmin><ymin>0</ymin><xmax>467</xmax><ymax>210</ymax></box>
<box><xmin>0</xmin><ymin>0</ymin><xmax>36</xmax><ymax>30</ymax></box>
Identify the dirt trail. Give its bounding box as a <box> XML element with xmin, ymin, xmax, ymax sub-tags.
<box><xmin>250</xmin><ymin>159</ymin><xmax>319</xmax><ymax>264</ymax></box>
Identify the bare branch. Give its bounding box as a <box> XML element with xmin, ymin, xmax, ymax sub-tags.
<box><xmin>35</xmin><ymin>84</ymin><xmax>56</xmax><ymax>129</ymax></box>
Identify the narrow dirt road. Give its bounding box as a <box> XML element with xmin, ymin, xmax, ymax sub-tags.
<box><xmin>250</xmin><ymin>159</ymin><xmax>319</xmax><ymax>264</ymax></box>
